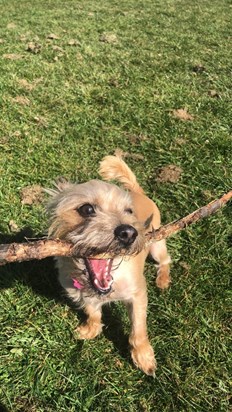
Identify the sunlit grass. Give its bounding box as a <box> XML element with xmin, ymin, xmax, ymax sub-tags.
<box><xmin>0</xmin><ymin>0</ymin><xmax>231</xmax><ymax>410</ymax></box>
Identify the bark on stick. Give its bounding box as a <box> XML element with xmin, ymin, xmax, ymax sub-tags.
<box><xmin>145</xmin><ymin>190</ymin><xmax>232</xmax><ymax>244</ymax></box>
<box><xmin>0</xmin><ymin>190</ymin><xmax>231</xmax><ymax>266</ymax></box>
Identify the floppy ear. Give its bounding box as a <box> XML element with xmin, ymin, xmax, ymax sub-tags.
<box><xmin>144</xmin><ymin>214</ymin><xmax>153</xmax><ymax>230</ymax></box>
<box><xmin>44</xmin><ymin>177</ymin><xmax>71</xmax><ymax>197</ymax></box>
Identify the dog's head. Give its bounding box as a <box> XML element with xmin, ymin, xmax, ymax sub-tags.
<box><xmin>47</xmin><ymin>179</ymin><xmax>147</xmax><ymax>294</ymax></box>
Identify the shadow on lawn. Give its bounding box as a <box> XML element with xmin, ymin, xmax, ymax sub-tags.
<box><xmin>0</xmin><ymin>228</ymin><xmax>131</xmax><ymax>361</ymax></box>
<box><xmin>0</xmin><ymin>402</ymin><xmax>9</xmax><ymax>412</ymax></box>
<box><xmin>0</xmin><ymin>227</ymin><xmax>63</xmax><ymax>302</ymax></box>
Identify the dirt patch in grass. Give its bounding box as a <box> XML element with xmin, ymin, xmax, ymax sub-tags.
<box><xmin>3</xmin><ymin>53</ymin><xmax>24</xmax><ymax>60</ymax></box>
<box><xmin>12</xmin><ymin>96</ymin><xmax>30</xmax><ymax>106</ymax></box>
<box><xmin>156</xmin><ymin>164</ymin><xmax>183</xmax><ymax>183</ymax></box>
<box><xmin>26</xmin><ymin>41</ymin><xmax>42</xmax><ymax>54</ymax></box>
<box><xmin>20</xmin><ymin>185</ymin><xmax>44</xmax><ymax>205</ymax></box>
<box><xmin>99</xmin><ymin>32</ymin><xmax>118</xmax><ymax>44</ymax></box>
<box><xmin>172</xmin><ymin>108</ymin><xmax>194</xmax><ymax>121</ymax></box>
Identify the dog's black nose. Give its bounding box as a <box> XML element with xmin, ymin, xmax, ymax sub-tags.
<box><xmin>114</xmin><ymin>224</ymin><xmax>138</xmax><ymax>246</ymax></box>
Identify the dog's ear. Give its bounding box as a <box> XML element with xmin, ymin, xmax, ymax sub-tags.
<box><xmin>44</xmin><ymin>177</ymin><xmax>71</xmax><ymax>196</ymax></box>
<box><xmin>144</xmin><ymin>214</ymin><xmax>153</xmax><ymax>230</ymax></box>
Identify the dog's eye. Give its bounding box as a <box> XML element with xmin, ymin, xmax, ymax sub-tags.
<box><xmin>77</xmin><ymin>203</ymin><xmax>95</xmax><ymax>217</ymax></box>
<box><xmin>125</xmin><ymin>208</ymin><xmax>133</xmax><ymax>214</ymax></box>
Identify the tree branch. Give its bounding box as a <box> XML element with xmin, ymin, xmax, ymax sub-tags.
<box><xmin>0</xmin><ymin>239</ymin><xmax>72</xmax><ymax>266</ymax></box>
<box><xmin>145</xmin><ymin>190</ymin><xmax>232</xmax><ymax>244</ymax></box>
<box><xmin>0</xmin><ymin>190</ymin><xmax>231</xmax><ymax>266</ymax></box>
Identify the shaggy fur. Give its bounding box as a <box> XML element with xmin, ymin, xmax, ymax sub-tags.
<box><xmin>47</xmin><ymin>154</ymin><xmax>171</xmax><ymax>376</ymax></box>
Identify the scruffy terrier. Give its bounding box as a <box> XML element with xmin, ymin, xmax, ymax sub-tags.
<box><xmin>47</xmin><ymin>154</ymin><xmax>171</xmax><ymax>376</ymax></box>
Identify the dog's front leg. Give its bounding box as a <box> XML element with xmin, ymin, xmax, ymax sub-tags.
<box><xmin>126</xmin><ymin>292</ymin><xmax>157</xmax><ymax>376</ymax></box>
<box><xmin>76</xmin><ymin>302</ymin><xmax>103</xmax><ymax>340</ymax></box>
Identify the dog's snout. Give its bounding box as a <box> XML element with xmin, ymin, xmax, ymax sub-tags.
<box><xmin>114</xmin><ymin>224</ymin><xmax>138</xmax><ymax>246</ymax></box>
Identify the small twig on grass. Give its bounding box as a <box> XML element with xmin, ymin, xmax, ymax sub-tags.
<box><xmin>0</xmin><ymin>190</ymin><xmax>231</xmax><ymax>266</ymax></box>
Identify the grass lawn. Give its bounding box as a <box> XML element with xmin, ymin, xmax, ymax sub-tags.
<box><xmin>0</xmin><ymin>0</ymin><xmax>231</xmax><ymax>410</ymax></box>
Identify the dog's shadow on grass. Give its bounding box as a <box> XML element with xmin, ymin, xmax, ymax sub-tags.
<box><xmin>102</xmin><ymin>305</ymin><xmax>131</xmax><ymax>361</ymax></box>
<box><xmin>0</xmin><ymin>228</ymin><xmax>131</xmax><ymax>362</ymax></box>
<box><xmin>0</xmin><ymin>228</ymin><xmax>63</xmax><ymax>303</ymax></box>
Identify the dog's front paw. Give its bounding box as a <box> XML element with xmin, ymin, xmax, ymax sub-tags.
<box><xmin>131</xmin><ymin>342</ymin><xmax>157</xmax><ymax>377</ymax></box>
<box><xmin>156</xmin><ymin>265</ymin><xmax>171</xmax><ymax>289</ymax></box>
<box><xmin>75</xmin><ymin>321</ymin><xmax>103</xmax><ymax>340</ymax></box>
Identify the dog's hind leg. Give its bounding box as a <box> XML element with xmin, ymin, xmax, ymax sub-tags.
<box><xmin>149</xmin><ymin>240</ymin><xmax>171</xmax><ymax>289</ymax></box>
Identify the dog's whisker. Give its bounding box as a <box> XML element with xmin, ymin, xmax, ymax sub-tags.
<box><xmin>111</xmin><ymin>259</ymin><xmax>123</xmax><ymax>272</ymax></box>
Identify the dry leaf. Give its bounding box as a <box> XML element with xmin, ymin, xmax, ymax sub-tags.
<box><xmin>12</xmin><ymin>130</ymin><xmax>22</xmax><ymax>138</ymax></box>
<box><xmin>114</xmin><ymin>148</ymin><xmax>144</xmax><ymax>161</ymax></box>
<box><xmin>53</xmin><ymin>55</ymin><xmax>62</xmax><ymax>62</ymax></box>
<box><xmin>202</xmin><ymin>190</ymin><xmax>215</xmax><ymax>201</ymax></box>
<box><xmin>76</xmin><ymin>52</ymin><xmax>83</xmax><ymax>61</ymax></box>
<box><xmin>7</xmin><ymin>22</ymin><xmax>17</xmax><ymax>29</ymax></box>
<box><xmin>114</xmin><ymin>148</ymin><xmax>126</xmax><ymax>158</ymax></box>
<box><xmin>26</xmin><ymin>42</ymin><xmax>42</xmax><ymax>54</ymax></box>
<box><xmin>3</xmin><ymin>53</ymin><xmax>23</xmax><ymax>60</ymax></box>
<box><xmin>34</xmin><ymin>116</ymin><xmax>48</xmax><ymax>127</ymax></box>
<box><xmin>108</xmin><ymin>78</ymin><xmax>120</xmax><ymax>87</ymax></box>
<box><xmin>99</xmin><ymin>33</ymin><xmax>118</xmax><ymax>44</ymax></box>
<box><xmin>0</xmin><ymin>39</ymin><xmax>4</xmax><ymax>44</ymax></box>
<box><xmin>115</xmin><ymin>359</ymin><xmax>123</xmax><ymax>368</ymax></box>
<box><xmin>192</xmin><ymin>64</ymin><xmax>206</xmax><ymax>73</ymax></box>
<box><xmin>127</xmin><ymin>153</ymin><xmax>144</xmax><ymax>160</ymax></box>
<box><xmin>47</xmin><ymin>33</ymin><xmax>60</xmax><ymax>40</ymax></box>
<box><xmin>156</xmin><ymin>165</ymin><xmax>183</xmax><ymax>183</ymax></box>
<box><xmin>12</xmin><ymin>96</ymin><xmax>30</xmax><ymax>106</ymax></box>
<box><xmin>9</xmin><ymin>220</ymin><xmax>19</xmax><ymax>233</ymax></box>
<box><xmin>179</xmin><ymin>261</ymin><xmax>190</xmax><ymax>271</ymax></box>
<box><xmin>20</xmin><ymin>185</ymin><xmax>44</xmax><ymax>205</ymax></box>
<box><xmin>208</xmin><ymin>89</ymin><xmax>220</xmax><ymax>98</ymax></box>
<box><xmin>52</xmin><ymin>45</ymin><xmax>64</xmax><ymax>52</ymax></box>
<box><xmin>172</xmin><ymin>108</ymin><xmax>194</xmax><ymax>121</ymax></box>
<box><xmin>18</xmin><ymin>78</ymin><xmax>42</xmax><ymax>91</ymax></box>
<box><xmin>68</xmin><ymin>39</ymin><xmax>81</xmax><ymax>46</ymax></box>
<box><xmin>19</xmin><ymin>34</ymin><xmax>28</xmax><ymax>42</ymax></box>
<box><xmin>175</xmin><ymin>137</ymin><xmax>187</xmax><ymax>146</ymax></box>
<box><xmin>124</xmin><ymin>133</ymin><xmax>147</xmax><ymax>144</ymax></box>
<box><xmin>18</xmin><ymin>79</ymin><xmax>34</xmax><ymax>91</ymax></box>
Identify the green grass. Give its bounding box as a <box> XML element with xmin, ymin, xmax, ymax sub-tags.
<box><xmin>0</xmin><ymin>0</ymin><xmax>231</xmax><ymax>410</ymax></box>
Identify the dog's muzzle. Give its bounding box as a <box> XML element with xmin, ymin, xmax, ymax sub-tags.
<box><xmin>72</xmin><ymin>225</ymin><xmax>139</xmax><ymax>295</ymax></box>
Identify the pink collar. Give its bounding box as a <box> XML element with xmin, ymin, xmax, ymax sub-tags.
<box><xmin>72</xmin><ymin>278</ymin><xmax>84</xmax><ymax>290</ymax></box>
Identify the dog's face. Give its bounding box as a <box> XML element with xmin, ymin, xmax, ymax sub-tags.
<box><xmin>47</xmin><ymin>179</ymin><xmax>146</xmax><ymax>294</ymax></box>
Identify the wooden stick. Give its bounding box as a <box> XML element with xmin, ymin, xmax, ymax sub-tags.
<box><xmin>0</xmin><ymin>239</ymin><xmax>73</xmax><ymax>266</ymax></box>
<box><xmin>0</xmin><ymin>190</ymin><xmax>231</xmax><ymax>266</ymax></box>
<box><xmin>145</xmin><ymin>190</ymin><xmax>232</xmax><ymax>244</ymax></box>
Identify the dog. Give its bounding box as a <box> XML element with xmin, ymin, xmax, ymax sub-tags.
<box><xmin>47</xmin><ymin>154</ymin><xmax>171</xmax><ymax>376</ymax></box>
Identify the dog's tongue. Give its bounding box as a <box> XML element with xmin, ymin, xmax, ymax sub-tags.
<box><xmin>86</xmin><ymin>258</ymin><xmax>113</xmax><ymax>293</ymax></box>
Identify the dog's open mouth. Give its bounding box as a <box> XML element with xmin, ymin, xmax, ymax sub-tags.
<box><xmin>85</xmin><ymin>258</ymin><xmax>114</xmax><ymax>294</ymax></box>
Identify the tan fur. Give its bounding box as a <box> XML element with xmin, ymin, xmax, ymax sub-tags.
<box><xmin>99</xmin><ymin>154</ymin><xmax>144</xmax><ymax>194</ymax></box>
<box><xmin>47</xmin><ymin>155</ymin><xmax>171</xmax><ymax>376</ymax></box>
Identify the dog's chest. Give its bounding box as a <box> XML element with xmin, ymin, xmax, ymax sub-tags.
<box><xmin>107</xmin><ymin>257</ymin><xmax>145</xmax><ymax>302</ymax></box>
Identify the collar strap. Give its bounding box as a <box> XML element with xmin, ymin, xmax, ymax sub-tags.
<box><xmin>72</xmin><ymin>277</ymin><xmax>84</xmax><ymax>290</ymax></box>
